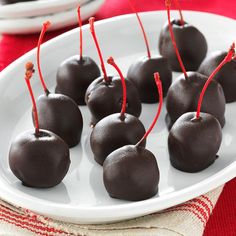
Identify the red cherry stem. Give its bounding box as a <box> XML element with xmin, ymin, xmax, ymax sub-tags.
<box><xmin>89</xmin><ymin>17</ymin><xmax>109</xmax><ymax>82</ymax></box>
<box><xmin>37</xmin><ymin>21</ymin><xmax>51</xmax><ymax>95</ymax></box>
<box><xmin>24</xmin><ymin>62</ymin><xmax>40</xmax><ymax>136</ymax></box>
<box><xmin>128</xmin><ymin>0</ymin><xmax>151</xmax><ymax>59</ymax></box>
<box><xmin>77</xmin><ymin>6</ymin><xmax>83</xmax><ymax>60</ymax></box>
<box><xmin>165</xmin><ymin>0</ymin><xmax>188</xmax><ymax>79</ymax></box>
<box><xmin>136</xmin><ymin>73</ymin><xmax>163</xmax><ymax>146</ymax></box>
<box><xmin>173</xmin><ymin>0</ymin><xmax>184</xmax><ymax>25</ymax></box>
<box><xmin>107</xmin><ymin>57</ymin><xmax>127</xmax><ymax>116</ymax></box>
<box><xmin>196</xmin><ymin>43</ymin><xmax>235</xmax><ymax>119</ymax></box>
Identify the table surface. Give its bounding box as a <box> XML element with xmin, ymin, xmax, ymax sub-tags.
<box><xmin>0</xmin><ymin>0</ymin><xmax>235</xmax><ymax>235</ymax></box>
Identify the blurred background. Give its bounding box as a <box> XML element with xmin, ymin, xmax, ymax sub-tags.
<box><xmin>0</xmin><ymin>0</ymin><xmax>235</xmax><ymax>71</ymax></box>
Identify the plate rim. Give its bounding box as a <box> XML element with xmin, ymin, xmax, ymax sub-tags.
<box><xmin>0</xmin><ymin>11</ymin><xmax>236</xmax><ymax>224</ymax></box>
<box><xmin>0</xmin><ymin>0</ymin><xmax>105</xmax><ymax>34</ymax></box>
<box><xmin>0</xmin><ymin>0</ymin><xmax>82</xmax><ymax>18</ymax></box>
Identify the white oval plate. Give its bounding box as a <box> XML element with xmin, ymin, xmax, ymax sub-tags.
<box><xmin>0</xmin><ymin>11</ymin><xmax>236</xmax><ymax>224</ymax></box>
<box><xmin>0</xmin><ymin>0</ymin><xmax>84</xmax><ymax>19</ymax></box>
<box><xmin>0</xmin><ymin>0</ymin><xmax>105</xmax><ymax>34</ymax></box>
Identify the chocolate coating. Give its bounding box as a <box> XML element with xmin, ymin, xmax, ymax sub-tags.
<box><xmin>85</xmin><ymin>76</ymin><xmax>142</xmax><ymax>126</ymax></box>
<box><xmin>168</xmin><ymin>112</ymin><xmax>222</xmax><ymax>172</ymax></box>
<box><xmin>127</xmin><ymin>56</ymin><xmax>172</xmax><ymax>103</ymax></box>
<box><xmin>166</xmin><ymin>72</ymin><xmax>225</xmax><ymax>129</ymax></box>
<box><xmin>103</xmin><ymin>145</ymin><xmax>159</xmax><ymax>201</ymax></box>
<box><xmin>35</xmin><ymin>93</ymin><xmax>83</xmax><ymax>148</ymax></box>
<box><xmin>199</xmin><ymin>51</ymin><xmax>236</xmax><ymax>103</ymax></box>
<box><xmin>159</xmin><ymin>20</ymin><xmax>207</xmax><ymax>71</ymax></box>
<box><xmin>9</xmin><ymin>129</ymin><xmax>70</xmax><ymax>188</ymax></box>
<box><xmin>90</xmin><ymin>113</ymin><xmax>146</xmax><ymax>165</ymax></box>
<box><xmin>55</xmin><ymin>55</ymin><xmax>101</xmax><ymax>105</ymax></box>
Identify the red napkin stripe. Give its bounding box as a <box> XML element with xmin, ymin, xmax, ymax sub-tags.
<box><xmin>0</xmin><ymin>204</ymin><xmax>73</xmax><ymax>235</ymax></box>
<box><xmin>191</xmin><ymin>198</ymin><xmax>212</xmax><ymax>216</ymax></box>
<box><xmin>164</xmin><ymin>208</ymin><xmax>205</xmax><ymax>224</ymax></box>
<box><xmin>200</xmin><ymin>195</ymin><xmax>214</xmax><ymax>209</ymax></box>
<box><xmin>0</xmin><ymin>217</ymin><xmax>54</xmax><ymax>236</ymax></box>
<box><xmin>172</xmin><ymin>203</ymin><xmax>208</xmax><ymax>223</ymax></box>
<box><xmin>163</xmin><ymin>195</ymin><xmax>215</xmax><ymax>226</ymax></box>
<box><xmin>0</xmin><ymin>193</ymin><xmax>214</xmax><ymax>235</ymax></box>
<box><xmin>0</xmin><ymin>206</ymin><xmax>45</xmax><ymax>226</ymax></box>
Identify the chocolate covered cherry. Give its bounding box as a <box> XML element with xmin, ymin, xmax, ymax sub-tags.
<box><xmin>166</xmin><ymin>72</ymin><xmax>225</xmax><ymax>129</ymax></box>
<box><xmin>199</xmin><ymin>48</ymin><xmax>236</xmax><ymax>103</ymax></box>
<box><xmin>55</xmin><ymin>7</ymin><xmax>100</xmax><ymax>105</ymax></box>
<box><xmin>168</xmin><ymin>112</ymin><xmax>221</xmax><ymax>172</ymax></box>
<box><xmin>103</xmin><ymin>145</ymin><xmax>159</xmax><ymax>201</ymax></box>
<box><xmin>85</xmin><ymin>17</ymin><xmax>141</xmax><ymax>126</ymax></box>
<box><xmin>85</xmin><ymin>76</ymin><xmax>141</xmax><ymax>126</ymax></box>
<box><xmin>127</xmin><ymin>56</ymin><xmax>172</xmax><ymax>103</ymax></box>
<box><xmin>9</xmin><ymin>130</ymin><xmax>70</xmax><ymax>188</ymax></box>
<box><xmin>9</xmin><ymin>63</ymin><xmax>70</xmax><ymax>188</ymax></box>
<box><xmin>159</xmin><ymin>0</ymin><xmax>207</xmax><ymax>71</ymax></box>
<box><xmin>164</xmin><ymin>10</ymin><xmax>234</xmax><ymax>130</ymax></box>
<box><xmin>35</xmin><ymin>21</ymin><xmax>83</xmax><ymax>148</ymax></box>
<box><xmin>168</xmin><ymin>57</ymin><xmax>229</xmax><ymax>172</ymax></box>
<box><xmin>56</xmin><ymin>56</ymin><xmax>100</xmax><ymax>105</ymax></box>
<box><xmin>90</xmin><ymin>57</ymin><xmax>146</xmax><ymax>165</ymax></box>
<box><xmin>36</xmin><ymin>93</ymin><xmax>83</xmax><ymax>148</ymax></box>
<box><xmin>103</xmin><ymin>73</ymin><xmax>162</xmax><ymax>201</ymax></box>
<box><xmin>127</xmin><ymin>0</ymin><xmax>172</xmax><ymax>103</ymax></box>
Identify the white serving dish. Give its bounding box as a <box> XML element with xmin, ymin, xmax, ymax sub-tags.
<box><xmin>0</xmin><ymin>11</ymin><xmax>235</xmax><ymax>224</ymax></box>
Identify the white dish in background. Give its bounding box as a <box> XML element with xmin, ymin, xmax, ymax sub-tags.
<box><xmin>0</xmin><ymin>0</ymin><xmax>85</xmax><ymax>19</ymax></box>
<box><xmin>0</xmin><ymin>11</ymin><xmax>235</xmax><ymax>224</ymax></box>
<box><xmin>0</xmin><ymin>0</ymin><xmax>105</xmax><ymax>34</ymax></box>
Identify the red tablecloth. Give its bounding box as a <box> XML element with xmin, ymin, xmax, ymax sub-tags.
<box><xmin>0</xmin><ymin>0</ymin><xmax>235</xmax><ymax>235</ymax></box>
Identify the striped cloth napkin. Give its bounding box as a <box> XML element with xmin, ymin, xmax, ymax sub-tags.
<box><xmin>0</xmin><ymin>186</ymin><xmax>223</xmax><ymax>236</ymax></box>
